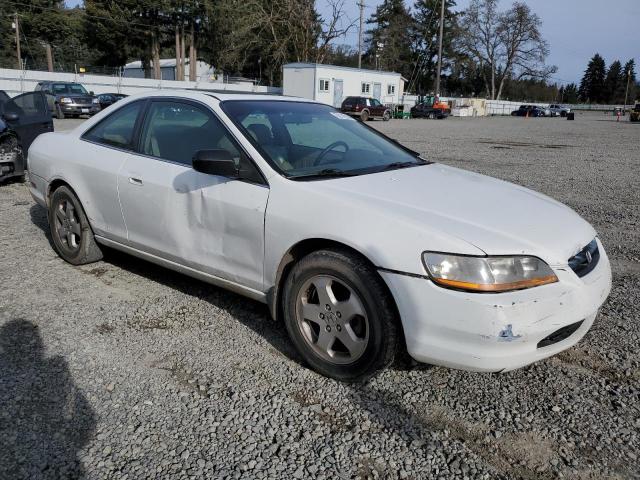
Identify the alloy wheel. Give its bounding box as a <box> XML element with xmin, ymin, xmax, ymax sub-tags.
<box><xmin>295</xmin><ymin>274</ymin><xmax>369</xmax><ymax>365</ymax></box>
<box><xmin>54</xmin><ymin>199</ymin><xmax>81</xmax><ymax>251</ymax></box>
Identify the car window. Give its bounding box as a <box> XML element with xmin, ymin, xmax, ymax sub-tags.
<box><xmin>83</xmin><ymin>101</ymin><xmax>142</xmax><ymax>149</ymax></box>
<box><xmin>223</xmin><ymin>100</ymin><xmax>424</xmax><ymax>178</ymax></box>
<box><xmin>3</xmin><ymin>92</ymin><xmax>47</xmax><ymax>116</ymax></box>
<box><xmin>285</xmin><ymin>116</ymin><xmax>377</xmax><ymax>153</ymax></box>
<box><xmin>371</xmin><ymin>99</ymin><xmax>382</xmax><ymax>107</ymax></box>
<box><xmin>140</xmin><ymin>101</ymin><xmax>235</xmax><ymax>164</ymax></box>
<box><xmin>139</xmin><ymin>100</ymin><xmax>262</xmax><ymax>182</ymax></box>
<box><xmin>52</xmin><ymin>84</ymin><xmax>88</xmax><ymax>95</ymax></box>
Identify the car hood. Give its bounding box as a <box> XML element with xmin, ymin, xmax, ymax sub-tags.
<box><xmin>313</xmin><ymin>163</ymin><xmax>595</xmax><ymax>266</ymax></box>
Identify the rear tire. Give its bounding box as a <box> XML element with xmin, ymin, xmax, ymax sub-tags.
<box><xmin>49</xmin><ymin>186</ymin><xmax>103</xmax><ymax>265</ymax></box>
<box><xmin>282</xmin><ymin>249</ymin><xmax>399</xmax><ymax>382</ymax></box>
<box><xmin>360</xmin><ymin>110</ymin><xmax>369</xmax><ymax>122</ymax></box>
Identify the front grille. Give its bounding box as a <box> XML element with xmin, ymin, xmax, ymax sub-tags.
<box><xmin>537</xmin><ymin>320</ymin><xmax>584</xmax><ymax>348</ymax></box>
<box><xmin>568</xmin><ymin>239</ymin><xmax>599</xmax><ymax>278</ymax></box>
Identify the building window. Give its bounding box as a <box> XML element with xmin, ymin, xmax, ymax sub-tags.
<box><xmin>361</xmin><ymin>82</ymin><xmax>371</xmax><ymax>94</ymax></box>
<box><xmin>319</xmin><ymin>79</ymin><xmax>330</xmax><ymax>92</ymax></box>
<box><xmin>387</xmin><ymin>84</ymin><xmax>396</xmax><ymax>95</ymax></box>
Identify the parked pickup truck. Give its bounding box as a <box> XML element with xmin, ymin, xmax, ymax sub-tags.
<box><xmin>35</xmin><ymin>81</ymin><xmax>101</xmax><ymax>119</ymax></box>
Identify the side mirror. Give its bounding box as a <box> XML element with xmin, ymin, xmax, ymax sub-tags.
<box><xmin>3</xmin><ymin>111</ymin><xmax>19</xmax><ymax>122</ymax></box>
<box><xmin>89</xmin><ymin>91</ymin><xmax>94</xmax><ymax>95</ymax></box>
<box><xmin>192</xmin><ymin>149</ymin><xmax>238</xmax><ymax>178</ymax></box>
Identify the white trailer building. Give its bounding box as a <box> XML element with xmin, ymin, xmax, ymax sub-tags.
<box><xmin>282</xmin><ymin>63</ymin><xmax>405</xmax><ymax>108</ymax></box>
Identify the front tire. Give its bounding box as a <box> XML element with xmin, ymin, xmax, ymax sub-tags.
<box><xmin>382</xmin><ymin>111</ymin><xmax>391</xmax><ymax>121</ymax></box>
<box><xmin>283</xmin><ymin>249</ymin><xmax>399</xmax><ymax>382</ymax></box>
<box><xmin>49</xmin><ymin>186</ymin><xmax>103</xmax><ymax>265</ymax></box>
<box><xmin>55</xmin><ymin>104</ymin><xmax>65</xmax><ymax>119</ymax></box>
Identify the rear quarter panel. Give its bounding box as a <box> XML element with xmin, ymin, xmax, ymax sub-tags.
<box><xmin>28</xmin><ymin>132</ymin><xmax>127</xmax><ymax>240</ymax></box>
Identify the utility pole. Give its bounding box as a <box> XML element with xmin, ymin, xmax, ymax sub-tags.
<box><xmin>434</xmin><ymin>0</ymin><xmax>445</xmax><ymax>95</ymax></box>
<box><xmin>175</xmin><ymin>26</ymin><xmax>182</xmax><ymax>81</ymax></box>
<box><xmin>357</xmin><ymin>0</ymin><xmax>364</xmax><ymax>69</ymax></box>
<box><xmin>623</xmin><ymin>69</ymin><xmax>631</xmax><ymax>115</ymax></box>
<box><xmin>14</xmin><ymin>13</ymin><xmax>21</xmax><ymax>70</ymax></box>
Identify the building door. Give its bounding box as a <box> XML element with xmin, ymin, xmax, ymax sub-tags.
<box><xmin>333</xmin><ymin>79</ymin><xmax>343</xmax><ymax>107</ymax></box>
<box><xmin>373</xmin><ymin>83</ymin><xmax>382</xmax><ymax>101</ymax></box>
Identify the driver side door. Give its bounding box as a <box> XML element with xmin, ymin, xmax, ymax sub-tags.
<box><xmin>118</xmin><ymin>99</ymin><xmax>269</xmax><ymax>291</ymax></box>
<box><xmin>1</xmin><ymin>91</ymin><xmax>53</xmax><ymax>154</ymax></box>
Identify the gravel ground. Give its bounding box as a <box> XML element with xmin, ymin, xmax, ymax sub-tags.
<box><xmin>1</xmin><ymin>112</ymin><xmax>638</xmax><ymax>480</ymax></box>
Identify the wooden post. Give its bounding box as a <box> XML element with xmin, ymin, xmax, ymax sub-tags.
<box><xmin>180</xmin><ymin>26</ymin><xmax>186</xmax><ymax>81</ymax></box>
<box><xmin>45</xmin><ymin>43</ymin><xmax>53</xmax><ymax>72</ymax></box>
<box><xmin>14</xmin><ymin>13</ymin><xmax>21</xmax><ymax>70</ymax></box>
<box><xmin>175</xmin><ymin>25</ymin><xmax>182</xmax><ymax>81</ymax></box>
<box><xmin>152</xmin><ymin>32</ymin><xmax>161</xmax><ymax>80</ymax></box>
<box><xmin>189</xmin><ymin>22</ymin><xmax>196</xmax><ymax>82</ymax></box>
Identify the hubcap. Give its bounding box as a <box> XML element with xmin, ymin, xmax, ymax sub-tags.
<box><xmin>54</xmin><ymin>200</ymin><xmax>81</xmax><ymax>251</ymax></box>
<box><xmin>295</xmin><ymin>275</ymin><xmax>369</xmax><ymax>365</ymax></box>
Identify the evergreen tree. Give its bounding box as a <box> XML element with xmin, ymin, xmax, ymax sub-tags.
<box><xmin>563</xmin><ymin>83</ymin><xmax>579</xmax><ymax>103</ymax></box>
<box><xmin>410</xmin><ymin>0</ymin><xmax>458</xmax><ymax>95</ymax></box>
<box><xmin>364</xmin><ymin>0</ymin><xmax>414</xmax><ymax>79</ymax></box>
<box><xmin>622</xmin><ymin>59</ymin><xmax>637</xmax><ymax>105</ymax></box>
<box><xmin>579</xmin><ymin>53</ymin><xmax>606</xmax><ymax>103</ymax></box>
<box><xmin>604</xmin><ymin>59</ymin><xmax>622</xmax><ymax>103</ymax></box>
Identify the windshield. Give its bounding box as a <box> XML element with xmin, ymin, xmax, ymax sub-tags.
<box><xmin>221</xmin><ymin>100</ymin><xmax>425</xmax><ymax>178</ymax></box>
<box><xmin>52</xmin><ymin>84</ymin><xmax>88</xmax><ymax>95</ymax></box>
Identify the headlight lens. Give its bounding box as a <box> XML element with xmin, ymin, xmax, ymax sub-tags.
<box><xmin>422</xmin><ymin>252</ymin><xmax>558</xmax><ymax>292</ymax></box>
<box><xmin>60</xmin><ymin>97</ymin><xmax>72</xmax><ymax>103</ymax></box>
<box><xmin>92</xmin><ymin>98</ymin><xmax>99</xmax><ymax>104</ymax></box>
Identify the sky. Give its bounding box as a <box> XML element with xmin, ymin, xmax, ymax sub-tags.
<box><xmin>320</xmin><ymin>0</ymin><xmax>640</xmax><ymax>85</ymax></box>
<box><xmin>66</xmin><ymin>0</ymin><xmax>639</xmax><ymax>85</ymax></box>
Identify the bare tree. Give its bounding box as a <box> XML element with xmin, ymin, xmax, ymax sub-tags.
<box><xmin>459</xmin><ymin>0</ymin><xmax>555</xmax><ymax>99</ymax></box>
<box><xmin>315</xmin><ymin>0</ymin><xmax>358</xmax><ymax>63</ymax></box>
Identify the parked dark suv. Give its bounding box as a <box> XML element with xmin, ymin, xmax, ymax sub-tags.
<box><xmin>35</xmin><ymin>81</ymin><xmax>101</xmax><ymax>119</ymax></box>
<box><xmin>341</xmin><ymin>96</ymin><xmax>391</xmax><ymax>121</ymax></box>
<box><xmin>0</xmin><ymin>90</ymin><xmax>53</xmax><ymax>182</ymax></box>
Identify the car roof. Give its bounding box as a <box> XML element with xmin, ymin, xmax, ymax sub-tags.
<box><xmin>120</xmin><ymin>89</ymin><xmax>320</xmax><ymax>104</ymax></box>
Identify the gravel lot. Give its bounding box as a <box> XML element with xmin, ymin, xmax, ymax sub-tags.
<box><xmin>1</xmin><ymin>112</ymin><xmax>638</xmax><ymax>480</ymax></box>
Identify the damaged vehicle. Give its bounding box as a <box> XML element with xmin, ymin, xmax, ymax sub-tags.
<box><xmin>1</xmin><ymin>91</ymin><xmax>53</xmax><ymax>183</ymax></box>
<box><xmin>26</xmin><ymin>91</ymin><xmax>612</xmax><ymax>382</ymax></box>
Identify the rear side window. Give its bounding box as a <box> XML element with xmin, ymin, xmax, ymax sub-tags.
<box><xmin>83</xmin><ymin>101</ymin><xmax>142</xmax><ymax>149</ymax></box>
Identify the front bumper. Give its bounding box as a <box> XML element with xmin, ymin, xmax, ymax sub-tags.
<box><xmin>381</xmin><ymin>239</ymin><xmax>612</xmax><ymax>372</ymax></box>
<box><xmin>0</xmin><ymin>145</ymin><xmax>23</xmax><ymax>181</ymax></box>
<box><xmin>60</xmin><ymin>103</ymin><xmax>101</xmax><ymax>115</ymax></box>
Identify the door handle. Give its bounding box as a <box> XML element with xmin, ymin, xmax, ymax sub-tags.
<box><xmin>129</xmin><ymin>177</ymin><xmax>143</xmax><ymax>186</ymax></box>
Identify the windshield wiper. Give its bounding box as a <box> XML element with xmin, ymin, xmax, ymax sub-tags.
<box><xmin>293</xmin><ymin>168</ymin><xmax>357</xmax><ymax>180</ymax></box>
<box><xmin>382</xmin><ymin>161</ymin><xmax>422</xmax><ymax>171</ymax></box>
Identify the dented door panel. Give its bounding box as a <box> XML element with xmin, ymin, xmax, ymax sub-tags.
<box><xmin>118</xmin><ymin>154</ymin><xmax>268</xmax><ymax>291</ymax></box>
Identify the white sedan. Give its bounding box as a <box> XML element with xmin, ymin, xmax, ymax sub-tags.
<box><xmin>27</xmin><ymin>91</ymin><xmax>612</xmax><ymax>382</ymax></box>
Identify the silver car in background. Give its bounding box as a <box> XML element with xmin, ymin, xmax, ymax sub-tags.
<box><xmin>548</xmin><ymin>104</ymin><xmax>571</xmax><ymax>117</ymax></box>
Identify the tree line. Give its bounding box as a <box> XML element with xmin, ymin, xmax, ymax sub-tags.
<box><xmin>0</xmin><ymin>0</ymin><xmax>637</xmax><ymax>104</ymax></box>
<box><xmin>569</xmin><ymin>54</ymin><xmax>637</xmax><ymax>105</ymax></box>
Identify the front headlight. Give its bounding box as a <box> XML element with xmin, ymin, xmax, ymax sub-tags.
<box><xmin>422</xmin><ymin>252</ymin><xmax>558</xmax><ymax>292</ymax></box>
<box><xmin>60</xmin><ymin>97</ymin><xmax>72</xmax><ymax>104</ymax></box>
<box><xmin>92</xmin><ymin>98</ymin><xmax>99</xmax><ymax>104</ymax></box>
